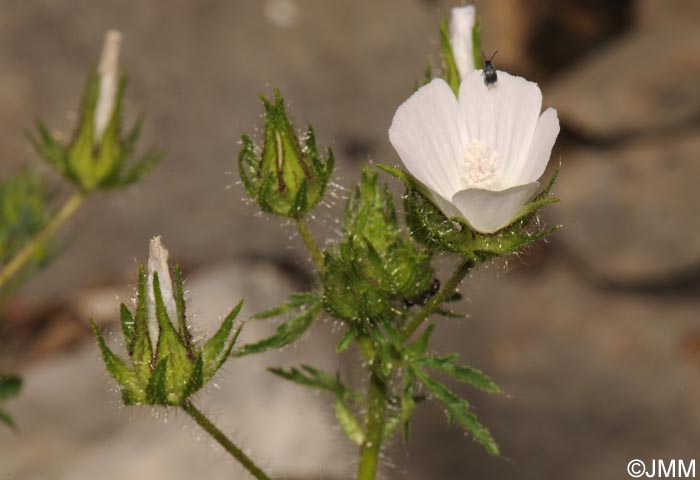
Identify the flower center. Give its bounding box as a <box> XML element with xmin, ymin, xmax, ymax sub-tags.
<box><xmin>461</xmin><ymin>140</ymin><xmax>500</xmax><ymax>189</ymax></box>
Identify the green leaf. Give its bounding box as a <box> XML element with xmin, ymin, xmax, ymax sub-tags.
<box><xmin>336</xmin><ymin>329</ymin><xmax>355</xmax><ymax>353</ymax></box>
<box><xmin>406</xmin><ymin>324</ymin><xmax>435</xmax><ymax>358</ymax></box>
<box><xmin>0</xmin><ymin>408</ymin><xmax>16</xmax><ymax>430</ymax></box>
<box><xmin>234</xmin><ymin>298</ymin><xmax>321</xmax><ymax>356</ymax></box>
<box><xmin>268</xmin><ymin>365</ymin><xmax>355</xmax><ymax>398</ymax></box>
<box><xmin>472</xmin><ymin>15</ymin><xmax>484</xmax><ymax>70</ymax></box>
<box><xmin>415</xmin><ymin>368</ymin><xmax>499</xmax><ymax>455</ymax></box>
<box><xmin>401</xmin><ymin>369</ymin><xmax>416</xmax><ymax>442</ymax></box>
<box><xmin>416</xmin><ymin>355</ymin><xmax>501</xmax><ymax>393</ymax></box>
<box><xmin>0</xmin><ymin>374</ymin><xmax>22</xmax><ymax>401</ymax></box>
<box><xmin>335</xmin><ymin>396</ymin><xmax>365</xmax><ymax>445</ymax></box>
<box><xmin>251</xmin><ymin>293</ymin><xmax>315</xmax><ymax>320</ymax></box>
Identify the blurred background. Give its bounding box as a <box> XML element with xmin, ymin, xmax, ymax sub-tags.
<box><xmin>1</xmin><ymin>0</ymin><xmax>700</xmax><ymax>478</ymax></box>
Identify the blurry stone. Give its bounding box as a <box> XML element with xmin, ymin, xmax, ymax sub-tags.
<box><xmin>637</xmin><ymin>0</ymin><xmax>700</xmax><ymax>28</ymax></box>
<box><xmin>0</xmin><ymin>260</ymin><xmax>352</xmax><ymax>480</ymax></box>
<box><xmin>552</xmin><ymin>130</ymin><xmax>700</xmax><ymax>285</ymax></box>
<box><xmin>399</xmin><ymin>266</ymin><xmax>700</xmax><ymax>480</ymax></box>
<box><xmin>525</xmin><ymin>0</ymin><xmax>634</xmax><ymax>74</ymax></box>
<box><xmin>547</xmin><ymin>21</ymin><xmax>700</xmax><ymax>138</ymax></box>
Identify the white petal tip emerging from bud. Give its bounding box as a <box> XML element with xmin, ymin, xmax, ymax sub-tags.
<box><xmin>94</xmin><ymin>30</ymin><xmax>122</xmax><ymax>143</ymax></box>
<box><xmin>146</xmin><ymin>236</ymin><xmax>178</xmax><ymax>350</ymax></box>
<box><xmin>449</xmin><ymin>5</ymin><xmax>476</xmax><ymax>81</ymax></box>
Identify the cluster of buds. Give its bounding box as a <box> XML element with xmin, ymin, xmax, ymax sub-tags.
<box><xmin>30</xmin><ymin>30</ymin><xmax>161</xmax><ymax>192</ymax></box>
<box><xmin>322</xmin><ymin>168</ymin><xmax>433</xmax><ymax>323</ymax></box>
<box><xmin>239</xmin><ymin>88</ymin><xmax>334</xmax><ymax>219</ymax></box>
<box><xmin>93</xmin><ymin>237</ymin><xmax>242</xmax><ymax>405</ymax></box>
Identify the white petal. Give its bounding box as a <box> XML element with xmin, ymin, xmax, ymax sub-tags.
<box><xmin>389</xmin><ymin>78</ymin><xmax>467</xmax><ymax>199</ymax></box>
<box><xmin>449</xmin><ymin>5</ymin><xmax>476</xmax><ymax>80</ymax></box>
<box><xmin>450</xmin><ymin>182</ymin><xmax>540</xmax><ymax>234</ymax></box>
<box><xmin>94</xmin><ymin>30</ymin><xmax>122</xmax><ymax>142</ymax></box>
<box><xmin>517</xmin><ymin>108</ymin><xmax>560</xmax><ymax>184</ymax></box>
<box><xmin>458</xmin><ymin>71</ymin><xmax>543</xmax><ymax>189</ymax></box>
<box><xmin>146</xmin><ymin>236</ymin><xmax>178</xmax><ymax>349</ymax></box>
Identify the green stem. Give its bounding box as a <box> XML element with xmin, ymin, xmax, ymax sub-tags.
<box><xmin>296</xmin><ymin>216</ymin><xmax>324</xmax><ymax>273</ymax></box>
<box><xmin>0</xmin><ymin>191</ymin><xmax>85</xmax><ymax>290</ymax></box>
<box><xmin>356</xmin><ymin>370</ymin><xmax>388</xmax><ymax>480</ymax></box>
<box><xmin>401</xmin><ymin>258</ymin><xmax>474</xmax><ymax>341</ymax></box>
<box><xmin>181</xmin><ymin>400</ymin><xmax>271</xmax><ymax>480</ymax></box>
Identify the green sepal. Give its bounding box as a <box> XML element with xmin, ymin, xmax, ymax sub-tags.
<box><xmin>91</xmin><ymin>320</ymin><xmax>145</xmax><ymax>404</ymax></box>
<box><xmin>202</xmin><ymin>300</ymin><xmax>243</xmax><ymax>378</ymax></box>
<box><xmin>335</xmin><ymin>396</ymin><xmax>365</xmax><ymax>445</ymax></box>
<box><xmin>172</xmin><ymin>266</ymin><xmax>191</xmax><ymax>346</ymax></box>
<box><xmin>120</xmin><ymin>303</ymin><xmax>135</xmax><ymax>353</ymax></box>
<box><xmin>152</xmin><ymin>273</ymin><xmax>195</xmax><ymax>404</ymax></box>
<box><xmin>414</xmin><ymin>355</ymin><xmax>501</xmax><ymax>394</ymax></box>
<box><xmin>234</xmin><ymin>297</ymin><xmax>321</xmax><ymax>356</ymax></box>
<box><xmin>145</xmin><ymin>358</ymin><xmax>169</xmax><ymax>405</ymax></box>
<box><xmin>182</xmin><ymin>355</ymin><xmax>204</xmax><ymax>399</ymax></box>
<box><xmin>378</xmin><ymin>163</ymin><xmax>559</xmax><ymax>261</ymax></box>
<box><xmin>439</xmin><ymin>20</ymin><xmax>461</xmax><ymax>95</ymax></box>
<box><xmin>414</xmin><ymin>368</ymin><xmax>499</xmax><ymax>455</ymax></box>
<box><xmin>27</xmin><ymin>122</ymin><xmax>67</xmax><ymax>175</ymax></box>
<box><xmin>252</xmin><ymin>293</ymin><xmax>315</xmax><ymax>320</ymax></box>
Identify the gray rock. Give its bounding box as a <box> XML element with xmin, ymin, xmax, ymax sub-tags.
<box><xmin>552</xmin><ymin>129</ymin><xmax>700</xmax><ymax>285</ymax></box>
<box><xmin>547</xmin><ymin>20</ymin><xmax>700</xmax><ymax>138</ymax></box>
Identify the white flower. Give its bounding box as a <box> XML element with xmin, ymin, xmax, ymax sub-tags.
<box><xmin>449</xmin><ymin>5</ymin><xmax>477</xmax><ymax>80</ymax></box>
<box><xmin>388</xmin><ymin>71</ymin><xmax>560</xmax><ymax>234</ymax></box>
<box><xmin>146</xmin><ymin>236</ymin><xmax>178</xmax><ymax>349</ymax></box>
<box><xmin>94</xmin><ymin>30</ymin><xmax>122</xmax><ymax>142</ymax></box>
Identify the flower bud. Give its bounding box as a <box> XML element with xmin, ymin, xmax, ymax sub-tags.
<box><xmin>322</xmin><ymin>169</ymin><xmax>433</xmax><ymax>323</ymax></box>
<box><xmin>30</xmin><ymin>30</ymin><xmax>161</xmax><ymax>192</ymax></box>
<box><xmin>239</xmin><ymin>88</ymin><xmax>334</xmax><ymax>218</ymax></box>
<box><xmin>448</xmin><ymin>5</ymin><xmax>478</xmax><ymax>80</ymax></box>
<box><xmin>92</xmin><ymin>237</ymin><xmax>243</xmax><ymax>406</ymax></box>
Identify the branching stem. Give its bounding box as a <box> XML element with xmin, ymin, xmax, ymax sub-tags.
<box><xmin>296</xmin><ymin>216</ymin><xmax>324</xmax><ymax>273</ymax></box>
<box><xmin>401</xmin><ymin>258</ymin><xmax>474</xmax><ymax>340</ymax></box>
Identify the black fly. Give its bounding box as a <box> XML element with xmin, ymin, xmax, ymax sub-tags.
<box><xmin>482</xmin><ymin>51</ymin><xmax>498</xmax><ymax>88</ymax></box>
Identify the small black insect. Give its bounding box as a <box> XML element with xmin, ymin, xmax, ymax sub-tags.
<box><xmin>482</xmin><ymin>51</ymin><xmax>498</xmax><ymax>87</ymax></box>
<box><xmin>404</xmin><ymin>278</ymin><xmax>441</xmax><ymax>307</ymax></box>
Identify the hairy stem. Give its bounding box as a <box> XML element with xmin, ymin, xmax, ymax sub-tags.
<box><xmin>296</xmin><ymin>216</ymin><xmax>324</xmax><ymax>273</ymax></box>
<box><xmin>401</xmin><ymin>258</ymin><xmax>474</xmax><ymax>340</ymax></box>
<box><xmin>181</xmin><ymin>400</ymin><xmax>271</xmax><ymax>480</ymax></box>
<box><xmin>356</xmin><ymin>369</ymin><xmax>388</xmax><ymax>480</ymax></box>
<box><xmin>0</xmin><ymin>191</ymin><xmax>85</xmax><ymax>290</ymax></box>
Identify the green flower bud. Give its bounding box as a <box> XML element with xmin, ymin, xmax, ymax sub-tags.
<box><xmin>30</xmin><ymin>30</ymin><xmax>161</xmax><ymax>192</ymax></box>
<box><xmin>92</xmin><ymin>237</ymin><xmax>243</xmax><ymax>406</ymax></box>
<box><xmin>322</xmin><ymin>168</ymin><xmax>433</xmax><ymax>323</ymax></box>
<box><xmin>239</xmin><ymin>88</ymin><xmax>334</xmax><ymax>218</ymax></box>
